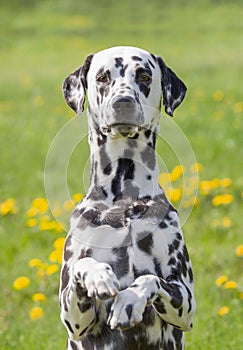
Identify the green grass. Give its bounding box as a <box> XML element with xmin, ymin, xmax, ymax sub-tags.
<box><xmin>0</xmin><ymin>0</ymin><xmax>243</xmax><ymax>348</ymax></box>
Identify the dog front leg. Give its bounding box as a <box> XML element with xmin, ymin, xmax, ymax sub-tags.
<box><xmin>153</xmin><ymin>275</ymin><xmax>196</xmax><ymax>331</ymax></box>
<box><xmin>108</xmin><ymin>274</ymin><xmax>196</xmax><ymax>332</ymax></box>
<box><xmin>60</xmin><ymin>257</ymin><xmax>120</xmax><ymax>340</ymax></box>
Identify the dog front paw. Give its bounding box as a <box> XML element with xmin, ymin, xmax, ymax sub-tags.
<box><xmin>107</xmin><ymin>288</ymin><xmax>147</xmax><ymax>329</ymax></box>
<box><xmin>107</xmin><ymin>275</ymin><xmax>160</xmax><ymax>329</ymax></box>
<box><xmin>74</xmin><ymin>258</ymin><xmax>120</xmax><ymax>300</ymax></box>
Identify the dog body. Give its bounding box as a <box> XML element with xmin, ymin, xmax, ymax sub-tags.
<box><xmin>60</xmin><ymin>46</ymin><xmax>196</xmax><ymax>349</ymax></box>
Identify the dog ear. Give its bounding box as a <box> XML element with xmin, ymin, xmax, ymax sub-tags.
<box><xmin>63</xmin><ymin>54</ymin><xmax>93</xmax><ymax>114</ymax></box>
<box><xmin>157</xmin><ymin>56</ymin><xmax>187</xmax><ymax>117</ymax></box>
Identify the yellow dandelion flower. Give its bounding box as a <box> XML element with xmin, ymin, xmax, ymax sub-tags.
<box><xmin>39</xmin><ymin>215</ymin><xmax>50</xmax><ymax>222</ymax></box>
<box><xmin>215</xmin><ymin>275</ymin><xmax>228</xmax><ymax>286</ymax></box>
<box><xmin>30</xmin><ymin>307</ymin><xmax>43</xmax><ymax>320</ymax></box>
<box><xmin>32</xmin><ymin>293</ymin><xmax>46</xmax><ymax>302</ymax></box>
<box><xmin>49</xmin><ymin>250</ymin><xmax>63</xmax><ymax>264</ymax></box>
<box><xmin>29</xmin><ymin>259</ymin><xmax>42</xmax><ymax>268</ymax></box>
<box><xmin>210</xmin><ymin>178</ymin><xmax>221</xmax><ymax>189</ymax></box>
<box><xmin>13</xmin><ymin>276</ymin><xmax>30</xmax><ymax>290</ymax></box>
<box><xmin>233</xmin><ymin>102</ymin><xmax>243</xmax><ymax>113</ymax></box>
<box><xmin>235</xmin><ymin>245</ymin><xmax>243</xmax><ymax>257</ymax></box>
<box><xmin>158</xmin><ymin>173</ymin><xmax>170</xmax><ymax>187</ymax></box>
<box><xmin>46</xmin><ymin>264</ymin><xmax>59</xmax><ymax>275</ymax></box>
<box><xmin>181</xmin><ymin>196</ymin><xmax>199</xmax><ymax>208</ymax></box>
<box><xmin>26</xmin><ymin>218</ymin><xmax>38</xmax><ymax>228</ymax></box>
<box><xmin>26</xmin><ymin>207</ymin><xmax>39</xmax><ymax>217</ymax></box>
<box><xmin>63</xmin><ymin>200</ymin><xmax>75</xmax><ymax>211</ymax></box>
<box><xmin>213</xmin><ymin>90</ymin><xmax>224</xmax><ymax>102</ymax></box>
<box><xmin>224</xmin><ymin>281</ymin><xmax>237</xmax><ymax>289</ymax></box>
<box><xmin>200</xmin><ymin>181</ymin><xmax>212</xmax><ymax>195</ymax></box>
<box><xmin>221</xmin><ymin>194</ymin><xmax>233</xmax><ymax>205</ymax></box>
<box><xmin>170</xmin><ymin>165</ymin><xmax>184</xmax><ymax>182</ymax></box>
<box><xmin>190</xmin><ymin>163</ymin><xmax>202</xmax><ymax>173</ymax></box>
<box><xmin>212</xmin><ymin>194</ymin><xmax>233</xmax><ymax>206</ymax></box>
<box><xmin>72</xmin><ymin>193</ymin><xmax>84</xmax><ymax>203</ymax></box>
<box><xmin>52</xmin><ymin>205</ymin><xmax>62</xmax><ymax>217</ymax></box>
<box><xmin>170</xmin><ymin>188</ymin><xmax>182</xmax><ymax>203</ymax></box>
<box><xmin>218</xmin><ymin>306</ymin><xmax>229</xmax><ymax>317</ymax></box>
<box><xmin>0</xmin><ymin>198</ymin><xmax>18</xmax><ymax>215</ymax></box>
<box><xmin>164</xmin><ymin>187</ymin><xmax>172</xmax><ymax>200</ymax></box>
<box><xmin>54</xmin><ymin>237</ymin><xmax>65</xmax><ymax>250</ymax></box>
<box><xmin>212</xmin><ymin>195</ymin><xmax>222</xmax><ymax>206</ymax></box>
<box><xmin>222</xmin><ymin>217</ymin><xmax>232</xmax><ymax>228</ymax></box>
<box><xmin>39</xmin><ymin>220</ymin><xmax>59</xmax><ymax>231</ymax></box>
<box><xmin>32</xmin><ymin>198</ymin><xmax>48</xmax><ymax>214</ymax></box>
<box><xmin>53</xmin><ymin>221</ymin><xmax>64</xmax><ymax>233</ymax></box>
<box><xmin>39</xmin><ymin>221</ymin><xmax>51</xmax><ymax>231</ymax></box>
<box><xmin>220</xmin><ymin>178</ymin><xmax>232</xmax><ymax>188</ymax></box>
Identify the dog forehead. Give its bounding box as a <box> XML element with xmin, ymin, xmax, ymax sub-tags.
<box><xmin>89</xmin><ymin>46</ymin><xmax>158</xmax><ymax>74</ymax></box>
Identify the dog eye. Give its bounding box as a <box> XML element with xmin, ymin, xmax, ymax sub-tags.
<box><xmin>97</xmin><ymin>75</ymin><xmax>107</xmax><ymax>83</ymax></box>
<box><xmin>140</xmin><ymin>74</ymin><xmax>151</xmax><ymax>82</ymax></box>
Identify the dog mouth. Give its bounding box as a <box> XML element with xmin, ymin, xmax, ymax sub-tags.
<box><xmin>102</xmin><ymin>123</ymin><xmax>141</xmax><ymax>138</ymax></box>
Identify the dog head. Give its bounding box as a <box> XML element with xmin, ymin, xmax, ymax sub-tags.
<box><xmin>63</xmin><ymin>46</ymin><xmax>186</xmax><ymax>137</ymax></box>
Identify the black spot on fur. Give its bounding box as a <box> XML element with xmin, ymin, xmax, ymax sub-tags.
<box><xmin>178</xmin><ymin>307</ymin><xmax>183</xmax><ymax>317</ymax></box>
<box><xmin>125</xmin><ymin>304</ymin><xmax>133</xmax><ymax>319</ymax></box>
<box><xmin>61</xmin><ymin>264</ymin><xmax>69</xmax><ymax>292</ymax></box>
<box><xmin>72</xmin><ymin>207</ymin><xmax>85</xmax><ymax>218</ymax></box>
<box><xmin>160</xmin><ymin>279</ymin><xmax>183</xmax><ymax>309</ymax></box>
<box><xmin>159</xmin><ymin>221</ymin><xmax>168</xmax><ymax>229</ymax></box>
<box><xmin>153</xmin><ymin>258</ymin><xmax>163</xmax><ymax>277</ymax></box>
<box><xmin>173</xmin><ymin>328</ymin><xmax>183</xmax><ymax>349</ymax></box>
<box><xmin>144</xmin><ymin>129</ymin><xmax>151</xmax><ymax>139</ymax></box>
<box><xmin>133</xmin><ymin>265</ymin><xmax>151</xmax><ymax>279</ymax></box>
<box><xmin>111</xmin><ymin>245</ymin><xmax>129</xmax><ymax>278</ymax></box>
<box><xmin>188</xmin><ymin>267</ymin><xmax>194</xmax><ymax>283</ymax></box>
<box><xmin>64</xmin><ymin>319</ymin><xmax>74</xmax><ymax>334</ymax></box>
<box><xmin>103</xmin><ymin>209</ymin><xmax>126</xmax><ymax>228</ymax></box>
<box><xmin>115</xmin><ymin>57</ymin><xmax>125</xmax><ymax>77</ymax></box>
<box><xmin>82</xmin><ymin>208</ymin><xmax>101</xmax><ymax>226</ymax></box>
<box><xmin>64</xmin><ymin>247</ymin><xmax>73</xmax><ymax>261</ymax></box>
<box><xmin>137</xmin><ymin>232</ymin><xmax>153</xmax><ymax>255</ymax></box>
<box><xmin>168</xmin><ymin>239</ymin><xmax>180</xmax><ymax>255</ymax></box>
<box><xmin>182</xmin><ymin>244</ymin><xmax>190</xmax><ymax>262</ymax></box>
<box><xmin>131</xmin><ymin>56</ymin><xmax>143</xmax><ymax>61</ymax></box>
<box><xmin>148</xmin><ymin>59</ymin><xmax>155</xmax><ymax>69</ymax></box>
<box><xmin>76</xmin><ymin>284</ymin><xmax>88</xmax><ymax>299</ymax></box>
<box><xmin>100</xmin><ymin>146</ymin><xmax>112</xmax><ymax>175</ymax></box>
<box><xmin>78</xmin><ymin>300</ymin><xmax>92</xmax><ymax>313</ymax></box>
<box><xmin>111</xmin><ymin>158</ymin><xmax>135</xmax><ymax>202</ymax></box>
<box><xmin>154</xmin><ymin>298</ymin><xmax>167</xmax><ymax>314</ymax></box>
<box><xmin>168</xmin><ymin>257</ymin><xmax>176</xmax><ymax>266</ymax></box>
<box><xmin>141</xmin><ymin>144</ymin><xmax>156</xmax><ymax>170</ymax></box>
<box><xmin>135</xmin><ymin>67</ymin><xmax>152</xmax><ymax>98</ymax></box>
<box><xmin>70</xmin><ymin>340</ymin><xmax>79</xmax><ymax>350</ymax></box>
<box><xmin>88</xmin><ymin>186</ymin><xmax>108</xmax><ymax>201</ymax></box>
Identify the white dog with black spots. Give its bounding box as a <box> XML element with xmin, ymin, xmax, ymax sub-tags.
<box><xmin>60</xmin><ymin>46</ymin><xmax>196</xmax><ymax>350</ymax></box>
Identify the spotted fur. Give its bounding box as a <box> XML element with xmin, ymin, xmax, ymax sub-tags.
<box><xmin>60</xmin><ymin>46</ymin><xmax>195</xmax><ymax>349</ymax></box>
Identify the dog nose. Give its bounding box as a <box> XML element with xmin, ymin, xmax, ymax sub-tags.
<box><xmin>112</xmin><ymin>97</ymin><xmax>136</xmax><ymax>113</ymax></box>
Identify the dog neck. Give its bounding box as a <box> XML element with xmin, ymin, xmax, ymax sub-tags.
<box><xmin>86</xmin><ymin>117</ymin><xmax>162</xmax><ymax>204</ymax></box>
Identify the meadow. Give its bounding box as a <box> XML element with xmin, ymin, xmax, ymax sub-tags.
<box><xmin>0</xmin><ymin>0</ymin><xmax>243</xmax><ymax>349</ymax></box>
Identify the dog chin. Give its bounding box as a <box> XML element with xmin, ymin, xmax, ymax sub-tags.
<box><xmin>102</xmin><ymin>124</ymin><xmax>140</xmax><ymax>138</ymax></box>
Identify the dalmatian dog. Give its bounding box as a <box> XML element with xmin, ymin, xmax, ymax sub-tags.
<box><xmin>60</xmin><ymin>46</ymin><xmax>196</xmax><ymax>350</ymax></box>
